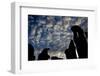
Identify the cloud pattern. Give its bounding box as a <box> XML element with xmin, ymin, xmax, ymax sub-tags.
<box><xmin>28</xmin><ymin>15</ymin><xmax>88</xmax><ymax>55</ymax></box>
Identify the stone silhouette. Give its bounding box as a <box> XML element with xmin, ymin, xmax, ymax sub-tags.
<box><xmin>85</xmin><ymin>32</ymin><xmax>88</xmax><ymax>39</ymax></box>
<box><xmin>51</xmin><ymin>56</ymin><xmax>63</xmax><ymax>60</ymax></box>
<box><xmin>65</xmin><ymin>40</ymin><xmax>77</xmax><ymax>59</ymax></box>
<box><xmin>71</xmin><ymin>26</ymin><xmax>88</xmax><ymax>58</ymax></box>
<box><xmin>38</xmin><ymin>48</ymin><xmax>50</xmax><ymax>60</ymax></box>
<box><xmin>28</xmin><ymin>44</ymin><xmax>35</xmax><ymax>61</ymax></box>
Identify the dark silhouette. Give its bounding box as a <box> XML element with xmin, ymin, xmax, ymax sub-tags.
<box><xmin>85</xmin><ymin>32</ymin><xmax>88</xmax><ymax>39</ymax></box>
<box><xmin>65</xmin><ymin>40</ymin><xmax>77</xmax><ymax>59</ymax></box>
<box><xmin>38</xmin><ymin>48</ymin><xmax>50</xmax><ymax>60</ymax></box>
<box><xmin>51</xmin><ymin>56</ymin><xmax>63</xmax><ymax>60</ymax></box>
<box><xmin>28</xmin><ymin>44</ymin><xmax>35</xmax><ymax>61</ymax></box>
<box><xmin>71</xmin><ymin>26</ymin><xmax>88</xmax><ymax>58</ymax></box>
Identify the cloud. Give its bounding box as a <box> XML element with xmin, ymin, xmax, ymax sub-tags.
<box><xmin>28</xmin><ymin>15</ymin><xmax>88</xmax><ymax>52</ymax></box>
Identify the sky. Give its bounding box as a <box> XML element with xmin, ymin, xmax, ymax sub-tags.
<box><xmin>28</xmin><ymin>15</ymin><xmax>88</xmax><ymax>54</ymax></box>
